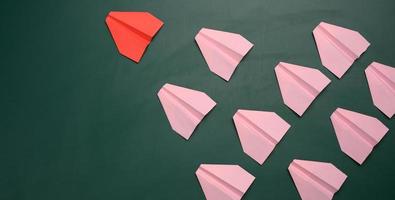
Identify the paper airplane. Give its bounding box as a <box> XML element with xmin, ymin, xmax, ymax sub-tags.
<box><xmin>233</xmin><ymin>109</ymin><xmax>291</xmax><ymax>164</ymax></box>
<box><xmin>330</xmin><ymin>108</ymin><xmax>389</xmax><ymax>164</ymax></box>
<box><xmin>275</xmin><ymin>62</ymin><xmax>331</xmax><ymax>116</ymax></box>
<box><xmin>196</xmin><ymin>164</ymin><xmax>255</xmax><ymax>200</ymax></box>
<box><xmin>105</xmin><ymin>11</ymin><xmax>163</xmax><ymax>63</ymax></box>
<box><xmin>195</xmin><ymin>28</ymin><xmax>253</xmax><ymax>81</ymax></box>
<box><xmin>313</xmin><ymin>22</ymin><xmax>370</xmax><ymax>78</ymax></box>
<box><xmin>365</xmin><ymin>62</ymin><xmax>395</xmax><ymax>118</ymax></box>
<box><xmin>289</xmin><ymin>159</ymin><xmax>347</xmax><ymax>200</ymax></box>
<box><xmin>157</xmin><ymin>83</ymin><xmax>216</xmax><ymax>140</ymax></box>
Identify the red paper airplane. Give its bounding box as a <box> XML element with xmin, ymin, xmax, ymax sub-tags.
<box><xmin>105</xmin><ymin>11</ymin><xmax>163</xmax><ymax>63</ymax></box>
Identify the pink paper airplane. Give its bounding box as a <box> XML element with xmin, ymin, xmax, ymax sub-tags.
<box><xmin>330</xmin><ymin>108</ymin><xmax>389</xmax><ymax>164</ymax></box>
<box><xmin>157</xmin><ymin>83</ymin><xmax>216</xmax><ymax>140</ymax></box>
<box><xmin>233</xmin><ymin>109</ymin><xmax>291</xmax><ymax>164</ymax></box>
<box><xmin>365</xmin><ymin>62</ymin><xmax>395</xmax><ymax>118</ymax></box>
<box><xmin>275</xmin><ymin>62</ymin><xmax>331</xmax><ymax>116</ymax></box>
<box><xmin>289</xmin><ymin>159</ymin><xmax>347</xmax><ymax>200</ymax></box>
<box><xmin>313</xmin><ymin>22</ymin><xmax>370</xmax><ymax>78</ymax></box>
<box><xmin>196</xmin><ymin>164</ymin><xmax>255</xmax><ymax>200</ymax></box>
<box><xmin>195</xmin><ymin>28</ymin><xmax>253</xmax><ymax>81</ymax></box>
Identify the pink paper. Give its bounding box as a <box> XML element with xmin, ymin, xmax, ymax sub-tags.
<box><xmin>195</xmin><ymin>28</ymin><xmax>253</xmax><ymax>81</ymax></box>
<box><xmin>289</xmin><ymin>159</ymin><xmax>347</xmax><ymax>200</ymax></box>
<box><xmin>313</xmin><ymin>22</ymin><xmax>370</xmax><ymax>78</ymax></box>
<box><xmin>275</xmin><ymin>62</ymin><xmax>331</xmax><ymax>116</ymax></box>
<box><xmin>330</xmin><ymin>108</ymin><xmax>389</xmax><ymax>164</ymax></box>
<box><xmin>196</xmin><ymin>164</ymin><xmax>255</xmax><ymax>200</ymax></box>
<box><xmin>157</xmin><ymin>83</ymin><xmax>216</xmax><ymax>140</ymax></box>
<box><xmin>365</xmin><ymin>62</ymin><xmax>395</xmax><ymax>118</ymax></box>
<box><xmin>233</xmin><ymin>109</ymin><xmax>290</xmax><ymax>164</ymax></box>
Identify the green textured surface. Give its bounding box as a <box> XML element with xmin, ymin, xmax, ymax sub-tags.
<box><xmin>1</xmin><ymin>0</ymin><xmax>395</xmax><ymax>199</ymax></box>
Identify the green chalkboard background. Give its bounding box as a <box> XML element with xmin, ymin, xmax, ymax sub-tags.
<box><xmin>1</xmin><ymin>0</ymin><xmax>395</xmax><ymax>199</ymax></box>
